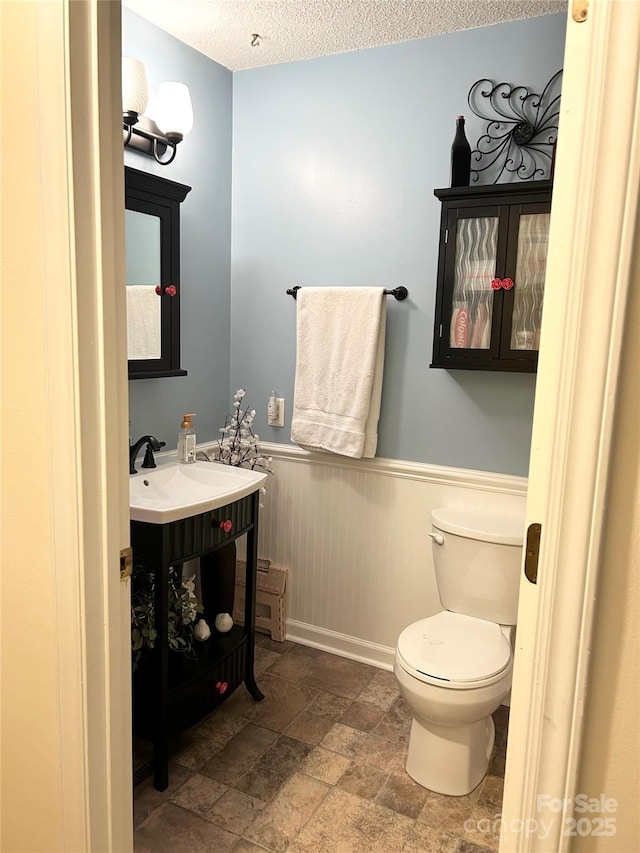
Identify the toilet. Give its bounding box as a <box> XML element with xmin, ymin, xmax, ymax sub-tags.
<box><xmin>394</xmin><ymin>507</ymin><xmax>524</xmax><ymax>796</ymax></box>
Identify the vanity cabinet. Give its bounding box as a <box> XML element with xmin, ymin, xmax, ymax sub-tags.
<box><xmin>431</xmin><ymin>181</ymin><xmax>552</xmax><ymax>373</ymax></box>
<box><xmin>131</xmin><ymin>491</ymin><xmax>263</xmax><ymax>791</ymax></box>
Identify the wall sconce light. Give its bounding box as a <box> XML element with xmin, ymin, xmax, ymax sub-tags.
<box><xmin>122</xmin><ymin>57</ymin><xmax>193</xmax><ymax>166</ymax></box>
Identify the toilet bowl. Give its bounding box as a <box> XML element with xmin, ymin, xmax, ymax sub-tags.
<box><xmin>395</xmin><ymin>613</ymin><xmax>513</xmax><ymax>795</ymax></box>
<box><xmin>394</xmin><ymin>508</ymin><xmax>524</xmax><ymax>796</ymax></box>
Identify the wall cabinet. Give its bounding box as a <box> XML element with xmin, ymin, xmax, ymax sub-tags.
<box><xmin>125</xmin><ymin>167</ymin><xmax>191</xmax><ymax>379</ymax></box>
<box><xmin>431</xmin><ymin>181</ymin><xmax>552</xmax><ymax>373</ymax></box>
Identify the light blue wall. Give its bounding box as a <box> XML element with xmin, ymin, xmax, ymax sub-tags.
<box><xmin>230</xmin><ymin>14</ymin><xmax>566</xmax><ymax>475</ymax></box>
<box><xmin>123</xmin><ymin>11</ymin><xmax>566</xmax><ymax>474</ymax></box>
<box><xmin>123</xmin><ymin>9</ymin><xmax>233</xmax><ymax>450</ymax></box>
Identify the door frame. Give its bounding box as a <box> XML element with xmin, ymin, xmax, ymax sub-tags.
<box><xmin>1</xmin><ymin>1</ymin><xmax>132</xmax><ymax>849</ymax></box>
<box><xmin>3</xmin><ymin>0</ymin><xmax>637</xmax><ymax>848</ymax></box>
<box><xmin>501</xmin><ymin>1</ymin><xmax>640</xmax><ymax>849</ymax></box>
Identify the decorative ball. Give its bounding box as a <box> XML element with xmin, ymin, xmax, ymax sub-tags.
<box><xmin>193</xmin><ymin>618</ymin><xmax>211</xmax><ymax>641</ymax></box>
<box><xmin>215</xmin><ymin>612</ymin><xmax>233</xmax><ymax>633</ymax></box>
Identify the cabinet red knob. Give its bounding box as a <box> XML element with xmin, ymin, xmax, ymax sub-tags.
<box><xmin>491</xmin><ymin>278</ymin><xmax>514</xmax><ymax>291</ymax></box>
<box><xmin>219</xmin><ymin>520</ymin><xmax>233</xmax><ymax>533</ymax></box>
<box><xmin>215</xmin><ymin>681</ymin><xmax>228</xmax><ymax>694</ymax></box>
<box><xmin>155</xmin><ymin>285</ymin><xmax>177</xmax><ymax>296</ymax></box>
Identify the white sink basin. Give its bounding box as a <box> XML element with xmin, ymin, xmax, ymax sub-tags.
<box><xmin>130</xmin><ymin>459</ymin><xmax>268</xmax><ymax>524</ymax></box>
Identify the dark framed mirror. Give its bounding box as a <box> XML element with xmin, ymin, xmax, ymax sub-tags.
<box><xmin>125</xmin><ymin>166</ymin><xmax>191</xmax><ymax>379</ymax></box>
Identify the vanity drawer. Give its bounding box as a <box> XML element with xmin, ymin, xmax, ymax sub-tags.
<box><xmin>166</xmin><ymin>644</ymin><xmax>248</xmax><ymax>734</ymax></box>
<box><xmin>132</xmin><ymin>629</ymin><xmax>249</xmax><ymax>740</ymax></box>
<box><xmin>169</xmin><ymin>495</ymin><xmax>255</xmax><ymax>561</ymax></box>
<box><xmin>131</xmin><ymin>493</ymin><xmax>256</xmax><ymax>563</ymax></box>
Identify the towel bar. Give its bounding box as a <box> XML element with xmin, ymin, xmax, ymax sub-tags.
<box><xmin>286</xmin><ymin>285</ymin><xmax>408</xmax><ymax>301</ymax></box>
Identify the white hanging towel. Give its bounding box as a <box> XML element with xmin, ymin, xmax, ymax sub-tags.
<box><xmin>126</xmin><ymin>285</ymin><xmax>161</xmax><ymax>360</ymax></box>
<box><xmin>291</xmin><ymin>287</ymin><xmax>387</xmax><ymax>458</ymax></box>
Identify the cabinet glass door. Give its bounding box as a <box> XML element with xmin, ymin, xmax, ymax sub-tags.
<box><xmin>450</xmin><ymin>216</ymin><xmax>499</xmax><ymax>350</ymax></box>
<box><xmin>509</xmin><ymin>212</ymin><xmax>550</xmax><ymax>351</ymax></box>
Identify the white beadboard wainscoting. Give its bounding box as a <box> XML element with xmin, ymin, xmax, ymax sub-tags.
<box><xmin>255</xmin><ymin>443</ymin><xmax>528</xmax><ymax>670</ymax></box>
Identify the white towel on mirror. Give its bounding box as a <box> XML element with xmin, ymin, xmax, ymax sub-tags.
<box><xmin>291</xmin><ymin>287</ymin><xmax>387</xmax><ymax>458</ymax></box>
<box><xmin>127</xmin><ymin>285</ymin><xmax>161</xmax><ymax>360</ymax></box>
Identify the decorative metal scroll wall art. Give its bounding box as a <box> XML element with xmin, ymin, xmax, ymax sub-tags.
<box><xmin>467</xmin><ymin>70</ymin><xmax>562</xmax><ymax>183</ymax></box>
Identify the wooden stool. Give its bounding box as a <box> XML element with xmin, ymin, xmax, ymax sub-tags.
<box><xmin>234</xmin><ymin>558</ymin><xmax>288</xmax><ymax>642</ymax></box>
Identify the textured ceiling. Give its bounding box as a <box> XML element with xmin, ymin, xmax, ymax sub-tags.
<box><xmin>122</xmin><ymin>0</ymin><xmax>566</xmax><ymax>71</ymax></box>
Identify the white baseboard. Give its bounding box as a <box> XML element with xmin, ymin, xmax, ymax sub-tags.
<box><xmin>285</xmin><ymin>619</ymin><xmax>395</xmax><ymax>671</ymax></box>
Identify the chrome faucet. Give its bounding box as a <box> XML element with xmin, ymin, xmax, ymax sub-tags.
<box><xmin>129</xmin><ymin>435</ymin><xmax>165</xmax><ymax>475</ymax></box>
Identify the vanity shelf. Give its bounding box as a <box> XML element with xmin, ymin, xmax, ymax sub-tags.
<box><xmin>131</xmin><ymin>490</ymin><xmax>263</xmax><ymax>791</ymax></box>
<box><xmin>431</xmin><ymin>180</ymin><xmax>552</xmax><ymax>373</ymax></box>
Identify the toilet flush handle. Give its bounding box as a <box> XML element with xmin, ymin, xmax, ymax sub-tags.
<box><xmin>428</xmin><ymin>532</ymin><xmax>444</xmax><ymax>546</ymax></box>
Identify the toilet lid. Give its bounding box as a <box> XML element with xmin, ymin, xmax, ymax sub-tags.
<box><xmin>397</xmin><ymin>612</ymin><xmax>511</xmax><ymax>684</ymax></box>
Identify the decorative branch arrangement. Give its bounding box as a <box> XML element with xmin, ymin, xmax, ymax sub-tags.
<box><xmin>197</xmin><ymin>389</ymin><xmax>273</xmax><ymax>484</ymax></box>
<box><xmin>196</xmin><ymin>389</ymin><xmax>273</xmax><ymax>633</ymax></box>
<box><xmin>468</xmin><ymin>70</ymin><xmax>562</xmax><ymax>183</ymax></box>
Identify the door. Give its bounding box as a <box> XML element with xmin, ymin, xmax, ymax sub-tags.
<box><xmin>1</xmin><ymin>1</ymin><xmax>133</xmax><ymax>850</ymax></box>
<box><xmin>439</xmin><ymin>204</ymin><xmax>506</xmax><ymax>363</ymax></box>
<box><xmin>500</xmin><ymin>203</ymin><xmax>551</xmax><ymax>364</ymax></box>
<box><xmin>500</xmin><ymin>1</ymin><xmax>640</xmax><ymax>850</ymax></box>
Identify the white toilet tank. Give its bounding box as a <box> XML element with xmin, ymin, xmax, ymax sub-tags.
<box><xmin>431</xmin><ymin>507</ymin><xmax>525</xmax><ymax>625</ymax></box>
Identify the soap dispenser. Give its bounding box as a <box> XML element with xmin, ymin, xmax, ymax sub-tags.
<box><xmin>177</xmin><ymin>413</ymin><xmax>197</xmax><ymax>464</ymax></box>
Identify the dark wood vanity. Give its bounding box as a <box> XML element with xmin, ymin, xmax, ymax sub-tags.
<box><xmin>131</xmin><ymin>490</ymin><xmax>264</xmax><ymax>791</ymax></box>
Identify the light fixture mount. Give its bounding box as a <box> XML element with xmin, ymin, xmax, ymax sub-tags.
<box><xmin>123</xmin><ymin>115</ymin><xmax>177</xmax><ymax>166</ymax></box>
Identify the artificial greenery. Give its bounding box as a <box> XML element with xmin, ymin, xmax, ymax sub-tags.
<box><xmin>131</xmin><ymin>563</ymin><xmax>202</xmax><ymax>671</ymax></box>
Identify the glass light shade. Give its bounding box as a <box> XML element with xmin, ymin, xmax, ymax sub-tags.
<box><xmin>154</xmin><ymin>82</ymin><xmax>194</xmax><ymax>138</ymax></box>
<box><xmin>122</xmin><ymin>57</ymin><xmax>148</xmax><ymax>116</ymax></box>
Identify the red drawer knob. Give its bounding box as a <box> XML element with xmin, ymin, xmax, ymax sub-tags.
<box><xmin>491</xmin><ymin>278</ymin><xmax>502</xmax><ymax>290</ymax></box>
<box><xmin>215</xmin><ymin>681</ymin><xmax>228</xmax><ymax>694</ymax></box>
<box><xmin>219</xmin><ymin>520</ymin><xmax>233</xmax><ymax>533</ymax></box>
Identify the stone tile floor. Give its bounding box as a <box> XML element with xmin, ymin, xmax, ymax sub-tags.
<box><xmin>134</xmin><ymin>635</ymin><xmax>509</xmax><ymax>853</ymax></box>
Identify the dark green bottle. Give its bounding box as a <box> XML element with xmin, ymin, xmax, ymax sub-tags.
<box><xmin>451</xmin><ymin>115</ymin><xmax>471</xmax><ymax>187</ymax></box>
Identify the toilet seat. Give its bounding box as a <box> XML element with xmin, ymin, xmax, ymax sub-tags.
<box><xmin>396</xmin><ymin>611</ymin><xmax>512</xmax><ymax>689</ymax></box>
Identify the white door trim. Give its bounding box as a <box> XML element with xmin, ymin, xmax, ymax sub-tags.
<box><xmin>501</xmin><ymin>1</ymin><xmax>640</xmax><ymax>850</ymax></box>
<box><xmin>66</xmin><ymin>1</ymin><xmax>133</xmax><ymax>848</ymax></box>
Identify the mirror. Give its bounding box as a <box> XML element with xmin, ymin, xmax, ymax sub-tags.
<box><xmin>125</xmin><ymin>166</ymin><xmax>191</xmax><ymax>379</ymax></box>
